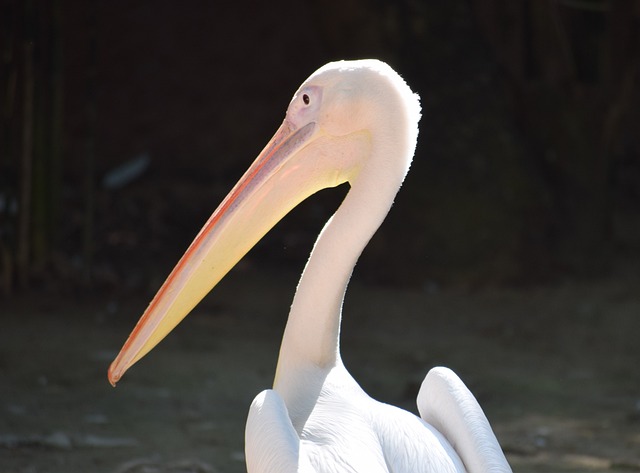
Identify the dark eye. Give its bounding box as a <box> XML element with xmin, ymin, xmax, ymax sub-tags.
<box><xmin>302</xmin><ymin>93</ymin><xmax>310</xmax><ymax>105</ymax></box>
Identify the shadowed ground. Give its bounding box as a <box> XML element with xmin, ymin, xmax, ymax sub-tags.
<box><xmin>1</xmin><ymin>266</ymin><xmax>639</xmax><ymax>472</ymax></box>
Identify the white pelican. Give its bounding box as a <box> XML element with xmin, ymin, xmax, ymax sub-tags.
<box><xmin>109</xmin><ymin>59</ymin><xmax>512</xmax><ymax>473</ymax></box>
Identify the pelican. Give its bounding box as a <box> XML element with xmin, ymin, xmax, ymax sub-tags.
<box><xmin>108</xmin><ymin>59</ymin><xmax>512</xmax><ymax>472</ymax></box>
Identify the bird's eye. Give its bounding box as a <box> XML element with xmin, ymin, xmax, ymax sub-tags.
<box><xmin>302</xmin><ymin>94</ymin><xmax>310</xmax><ymax>105</ymax></box>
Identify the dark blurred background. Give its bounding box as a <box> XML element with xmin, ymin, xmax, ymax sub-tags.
<box><xmin>1</xmin><ymin>0</ymin><xmax>639</xmax><ymax>297</ymax></box>
<box><xmin>2</xmin><ymin>2</ymin><xmax>640</xmax><ymax>471</ymax></box>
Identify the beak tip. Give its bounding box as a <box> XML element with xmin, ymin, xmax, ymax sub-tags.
<box><xmin>107</xmin><ymin>362</ymin><xmax>122</xmax><ymax>387</ymax></box>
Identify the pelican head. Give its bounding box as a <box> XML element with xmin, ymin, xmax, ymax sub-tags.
<box><xmin>108</xmin><ymin>59</ymin><xmax>420</xmax><ymax>386</ymax></box>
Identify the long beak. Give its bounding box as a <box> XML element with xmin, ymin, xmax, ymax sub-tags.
<box><xmin>108</xmin><ymin>118</ymin><xmax>367</xmax><ymax>386</ymax></box>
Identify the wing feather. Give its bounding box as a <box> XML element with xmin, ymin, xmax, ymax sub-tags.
<box><xmin>417</xmin><ymin>367</ymin><xmax>511</xmax><ymax>473</ymax></box>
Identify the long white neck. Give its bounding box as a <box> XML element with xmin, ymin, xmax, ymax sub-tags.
<box><xmin>277</xmin><ymin>167</ymin><xmax>400</xmax><ymax>372</ymax></box>
<box><xmin>272</xmin><ymin>164</ymin><xmax>403</xmax><ymax>422</ymax></box>
<box><xmin>273</xmin><ymin>123</ymin><xmax>416</xmax><ymax>416</ymax></box>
